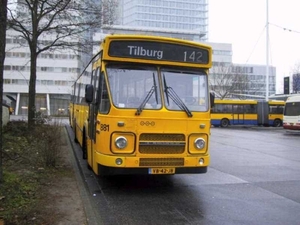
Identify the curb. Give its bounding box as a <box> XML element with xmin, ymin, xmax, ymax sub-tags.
<box><xmin>64</xmin><ymin>125</ymin><xmax>103</xmax><ymax>225</ymax></box>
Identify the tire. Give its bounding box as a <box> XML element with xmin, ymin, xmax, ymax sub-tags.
<box><xmin>87</xmin><ymin>162</ymin><xmax>92</xmax><ymax>171</ymax></box>
<box><xmin>73</xmin><ymin>123</ymin><xmax>79</xmax><ymax>143</ymax></box>
<box><xmin>220</xmin><ymin>118</ymin><xmax>230</xmax><ymax>128</ymax></box>
<box><xmin>273</xmin><ymin>119</ymin><xmax>282</xmax><ymax>127</ymax></box>
<box><xmin>82</xmin><ymin>131</ymin><xmax>92</xmax><ymax>170</ymax></box>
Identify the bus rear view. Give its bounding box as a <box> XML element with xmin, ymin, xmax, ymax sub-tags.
<box><xmin>283</xmin><ymin>95</ymin><xmax>300</xmax><ymax>130</ymax></box>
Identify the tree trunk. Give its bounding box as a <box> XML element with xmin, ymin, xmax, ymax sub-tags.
<box><xmin>0</xmin><ymin>0</ymin><xmax>8</xmax><ymax>183</ymax></box>
<box><xmin>28</xmin><ymin>50</ymin><xmax>37</xmax><ymax>129</ymax></box>
<box><xmin>27</xmin><ymin>1</ymin><xmax>38</xmax><ymax>129</ymax></box>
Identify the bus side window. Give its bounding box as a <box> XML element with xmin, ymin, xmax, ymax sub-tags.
<box><xmin>223</xmin><ymin>104</ymin><xmax>230</xmax><ymax>113</ymax></box>
<box><xmin>270</xmin><ymin>105</ymin><xmax>283</xmax><ymax>114</ymax></box>
<box><xmin>278</xmin><ymin>106</ymin><xmax>284</xmax><ymax>114</ymax></box>
<box><xmin>245</xmin><ymin>104</ymin><xmax>256</xmax><ymax>114</ymax></box>
<box><xmin>99</xmin><ymin>72</ymin><xmax>110</xmax><ymax>114</ymax></box>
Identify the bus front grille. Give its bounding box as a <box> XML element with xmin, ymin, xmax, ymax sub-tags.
<box><xmin>139</xmin><ymin>133</ymin><xmax>186</xmax><ymax>154</ymax></box>
<box><xmin>139</xmin><ymin>158</ymin><xmax>184</xmax><ymax>167</ymax></box>
<box><xmin>140</xmin><ymin>133</ymin><xmax>185</xmax><ymax>141</ymax></box>
<box><xmin>139</xmin><ymin>145</ymin><xmax>185</xmax><ymax>154</ymax></box>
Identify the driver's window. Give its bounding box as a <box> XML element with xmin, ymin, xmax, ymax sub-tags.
<box><xmin>107</xmin><ymin>66</ymin><xmax>161</xmax><ymax>109</ymax></box>
<box><xmin>99</xmin><ymin>72</ymin><xmax>110</xmax><ymax>114</ymax></box>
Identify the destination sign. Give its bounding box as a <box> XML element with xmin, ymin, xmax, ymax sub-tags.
<box><xmin>108</xmin><ymin>40</ymin><xmax>209</xmax><ymax>64</ymax></box>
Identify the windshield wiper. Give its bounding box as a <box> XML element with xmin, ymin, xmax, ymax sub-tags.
<box><xmin>163</xmin><ymin>75</ymin><xmax>170</xmax><ymax>105</ymax></box>
<box><xmin>163</xmin><ymin>74</ymin><xmax>193</xmax><ymax>117</ymax></box>
<box><xmin>135</xmin><ymin>86</ymin><xmax>155</xmax><ymax>115</ymax></box>
<box><xmin>153</xmin><ymin>73</ymin><xmax>158</xmax><ymax>104</ymax></box>
<box><xmin>136</xmin><ymin>73</ymin><xmax>158</xmax><ymax>116</ymax></box>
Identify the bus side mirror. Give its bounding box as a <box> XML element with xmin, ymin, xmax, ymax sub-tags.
<box><xmin>210</xmin><ymin>92</ymin><xmax>215</xmax><ymax>108</ymax></box>
<box><xmin>85</xmin><ymin>84</ymin><xmax>94</xmax><ymax>103</ymax></box>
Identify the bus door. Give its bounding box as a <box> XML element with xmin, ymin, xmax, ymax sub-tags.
<box><xmin>232</xmin><ymin>104</ymin><xmax>244</xmax><ymax>125</ymax></box>
<box><xmin>87</xmin><ymin>68</ymin><xmax>100</xmax><ymax>168</ymax></box>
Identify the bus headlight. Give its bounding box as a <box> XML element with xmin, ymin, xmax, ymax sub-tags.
<box><xmin>194</xmin><ymin>138</ymin><xmax>205</xmax><ymax>150</ymax></box>
<box><xmin>115</xmin><ymin>136</ymin><xmax>128</xmax><ymax>149</ymax></box>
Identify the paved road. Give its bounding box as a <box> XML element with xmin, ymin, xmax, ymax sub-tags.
<box><xmin>67</xmin><ymin>126</ymin><xmax>300</xmax><ymax>225</ymax></box>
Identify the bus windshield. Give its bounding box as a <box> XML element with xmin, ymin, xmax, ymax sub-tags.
<box><xmin>284</xmin><ymin>102</ymin><xmax>300</xmax><ymax>116</ymax></box>
<box><xmin>107</xmin><ymin>64</ymin><xmax>208</xmax><ymax>112</ymax></box>
<box><xmin>107</xmin><ymin>64</ymin><xmax>162</xmax><ymax>109</ymax></box>
<box><xmin>162</xmin><ymin>68</ymin><xmax>208</xmax><ymax>112</ymax></box>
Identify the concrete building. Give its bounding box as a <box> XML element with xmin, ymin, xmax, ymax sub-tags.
<box><xmin>117</xmin><ymin>0</ymin><xmax>209</xmax><ymax>41</ymax></box>
<box><xmin>4</xmin><ymin>30</ymin><xmax>78</xmax><ymax>116</ymax></box>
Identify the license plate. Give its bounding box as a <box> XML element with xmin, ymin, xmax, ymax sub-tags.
<box><xmin>149</xmin><ymin>168</ymin><xmax>175</xmax><ymax>174</ymax></box>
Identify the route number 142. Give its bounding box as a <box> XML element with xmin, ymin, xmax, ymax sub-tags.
<box><xmin>183</xmin><ymin>51</ymin><xmax>203</xmax><ymax>62</ymax></box>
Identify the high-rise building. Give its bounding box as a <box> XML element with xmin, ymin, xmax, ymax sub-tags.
<box><xmin>117</xmin><ymin>0</ymin><xmax>208</xmax><ymax>41</ymax></box>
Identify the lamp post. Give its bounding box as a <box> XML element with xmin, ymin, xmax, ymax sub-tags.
<box><xmin>266</xmin><ymin>0</ymin><xmax>269</xmax><ymax>101</ymax></box>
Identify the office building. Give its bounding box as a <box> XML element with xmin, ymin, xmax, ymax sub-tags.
<box><xmin>118</xmin><ymin>0</ymin><xmax>209</xmax><ymax>41</ymax></box>
<box><xmin>4</xmin><ymin>30</ymin><xmax>78</xmax><ymax>116</ymax></box>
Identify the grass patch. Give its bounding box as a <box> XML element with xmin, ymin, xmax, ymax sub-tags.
<box><xmin>0</xmin><ymin>120</ymin><xmax>67</xmax><ymax>225</ymax></box>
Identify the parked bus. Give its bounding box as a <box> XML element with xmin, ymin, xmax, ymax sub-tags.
<box><xmin>69</xmin><ymin>34</ymin><xmax>213</xmax><ymax>176</ymax></box>
<box><xmin>283</xmin><ymin>95</ymin><xmax>300</xmax><ymax>130</ymax></box>
<box><xmin>211</xmin><ymin>99</ymin><xmax>284</xmax><ymax>127</ymax></box>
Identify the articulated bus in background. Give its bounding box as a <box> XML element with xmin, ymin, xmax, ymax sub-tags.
<box><xmin>283</xmin><ymin>95</ymin><xmax>300</xmax><ymax>130</ymax></box>
<box><xmin>211</xmin><ymin>99</ymin><xmax>285</xmax><ymax>128</ymax></box>
<box><xmin>69</xmin><ymin>34</ymin><xmax>213</xmax><ymax>176</ymax></box>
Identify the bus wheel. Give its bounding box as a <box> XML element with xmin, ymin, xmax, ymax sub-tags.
<box><xmin>273</xmin><ymin>119</ymin><xmax>282</xmax><ymax>127</ymax></box>
<box><xmin>220</xmin><ymin>119</ymin><xmax>229</xmax><ymax>128</ymax></box>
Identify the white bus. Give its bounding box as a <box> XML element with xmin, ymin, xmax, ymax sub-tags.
<box><xmin>283</xmin><ymin>95</ymin><xmax>300</xmax><ymax>130</ymax></box>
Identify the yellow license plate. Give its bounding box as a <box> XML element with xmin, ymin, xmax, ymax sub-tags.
<box><xmin>149</xmin><ymin>168</ymin><xmax>175</xmax><ymax>174</ymax></box>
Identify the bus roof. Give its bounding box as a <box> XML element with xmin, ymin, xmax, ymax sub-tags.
<box><xmin>100</xmin><ymin>34</ymin><xmax>212</xmax><ymax>49</ymax></box>
<box><xmin>214</xmin><ymin>99</ymin><xmax>257</xmax><ymax>104</ymax></box>
<box><xmin>286</xmin><ymin>95</ymin><xmax>300</xmax><ymax>102</ymax></box>
<box><xmin>214</xmin><ymin>99</ymin><xmax>285</xmax><ymax>105</ymax></box>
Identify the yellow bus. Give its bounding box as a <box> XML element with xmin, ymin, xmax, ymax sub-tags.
<box><xmin>211</xmin><ymin>99</ymin><xmax>285</xmax><ymax>128</ymax></box>
<box><xmin>69</xmin><ymin>34</ymin><xmax>213</xmax><ymax>176</ymax></box>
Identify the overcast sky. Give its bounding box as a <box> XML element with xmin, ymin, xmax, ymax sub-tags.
<box><xmin>209</xmin><ymin>0</ymin><xmax>300</xmax><ymax>93</ymax></box>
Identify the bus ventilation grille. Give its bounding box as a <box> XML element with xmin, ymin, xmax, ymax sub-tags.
<box><xmin>139</xmin><ymin>158</ymin><xmax>184</xmax><ymax>167</ymax></box>
<box><xmin>140</xmin><ymin>133</ymin><xmax>185</xmax><ymax>141</ymax></box>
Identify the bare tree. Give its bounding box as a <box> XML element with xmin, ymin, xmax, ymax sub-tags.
<box><xmin>0</xmin><ymin>0</ymin><xmax>8</xmax><ymax>183</ymax></box>
<box><xmin>7</xmin><ymin>0</ymin><xmax>117</xmax><ymax>128</ymax></box>
<box><xmin>292</xmin><ymin>73</ymin><xmax>300</xmax><ymax>93</ymax></box>
<box><xmin>102</xmin><ymin>0</ymin><xmax>119</xmax><ymax>25</ymax></box>
<box><xmin>209</xmin><ymin>63</ymin><xmax>251</xmax><ymax>99</ymax></box>
<box><xmin>291</xmin><ymin>62</ymin><xmax>300</xmax><ymax>94</ymax></box>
